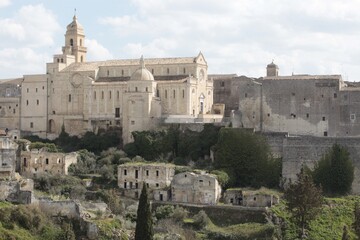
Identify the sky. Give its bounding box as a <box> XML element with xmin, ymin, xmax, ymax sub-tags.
<box><xmin>1</xmin><ymin>0</ymin><xmax>360</xmax><ymax>80</ymax></box>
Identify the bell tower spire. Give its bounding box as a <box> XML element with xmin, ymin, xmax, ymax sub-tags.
<box><xmin>62</xmin><ymin>14</ymin><xmax>87</xmax><ymax>63</ymax></box>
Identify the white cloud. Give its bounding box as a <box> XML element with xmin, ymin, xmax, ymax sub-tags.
<box><xmin>86</xmin><ymin>39</ymin><xmax>113</xmax><ymax>61</ymax></box>
<box><xmin>0</xmin><ymin>48</ymin><xmax>50</xmax><ymax>76</ymax></box>
<box><xmin>0</xmin><ymin>4</ymin><xmax>61</xmax><ymax>48</ymax></box>
<box><xmin>0</xmin><ymin>0</ymin><xmax>11</xmax><ymax>8</ymax></box>
<box><xmin>97</xmin><ymin>0</ymin><xmax>360</xmax><ymax>79</ymax></box>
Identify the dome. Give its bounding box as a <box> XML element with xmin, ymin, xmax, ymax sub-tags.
<box><xmin>267</xmin><ymin>60</ymin><xmax>278</xmax><ymax>69</ymax></box>
<box><xmin>66</xmin><ymin>15</ymin><xmax>84</xmax><ymax>32</ymax></box>
<box><xmin>130</xmin><ymin>56</ymin><xmax>154</xmax><ymax>81</ymax></box>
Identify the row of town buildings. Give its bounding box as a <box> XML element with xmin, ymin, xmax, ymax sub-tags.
<box><xmin>117</xmin><ymin>162</ymin><xmax>279</xmax><ymax>207</ymax></box>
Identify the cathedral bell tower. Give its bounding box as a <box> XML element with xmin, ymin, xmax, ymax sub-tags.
<box><xmin>62</xmin><ymin>15</ymin><xmax>87</xmax><ymax>63</ymax></box>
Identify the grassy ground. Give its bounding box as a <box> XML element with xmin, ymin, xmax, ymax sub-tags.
<box><xmin>271</xmin><ymin>196</ymin><xmax>360</xmax><ymax>239</ymax></box>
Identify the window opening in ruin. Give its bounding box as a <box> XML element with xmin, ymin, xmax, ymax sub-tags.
<box><xmin>135</xmin><ymin>87</ymin><xmax>138</xmax><ymax>92</ymax></box>
<box><xmin>254</xmin><ymin>197</ymin><xmax>257</xmax><ymax>201</ymax></box>
<box><xmin>115</xmin><ymin>108</ymin><xmax>120</xmax><ymax>118</ymax></box>
<box><xmin>117</xmin><ymin>91</ymin><xmax>120</xmax><ymax>99</ymax></box>
<box><xmin>146</xmin><ymin>87</ymin><xmax>148</xmax><ymax>92</ymax></box>
<box><xmin>26</xmin><ymin>100</ymin><xmax>28</xmax><ymax>106</ymax></box>
<box><xmin>156</xmin><ymin>170</ymin><xmax>159</xmax><ymax>177</ymax></box>
<box><xmin>185</xmin><ymin>174</ymin><xmax>187</xmax><ymax>178</ymax></box>
<box><xmin>230</xmin><ymin>198</ymin><xmax>234</xmax><ymax>203</ymax></box>
<box><xmin>46</xmin><ymin>158</ymin><xmax>49</xmax><ymax>164</ymax></box>
<box><xmin>173</xmin><ymin>90</ymin><xmax>176</xmax><ymax>98</ymax></box>
<box><xmin>321</xmin><ymin>94</ymin><xmax>324</xmax><ymax>98</ymax></box>
<box><xmin>36</xmin><ymin>88</ymin><xmax>38</xmax><ymax>93</ymax></box>
<box><xmin>156</xmin><ymin>183</ymin><xmax>159</xmax><ymax>187</ymax></box>
<box><xmin>267</xmin><ymin>113</ymin><xmax>270</xmax><ymax>117</ymax></box>
<box><xmin>68</xmin><ymin>94</ymin><xmax>71</xmax><ymax>102</ymax></box>
<box><xmin>109</xmin><ymin>91</ymin><xmax>111</xmax><ymax>99</ymax></box>
<box><xmin>35</xmin><ymin>168</ymin><xmax>38</xmax><ymax>172</ymax></box>
<box><xmin>221</xmin><ymin>81</ymin><xmax>225</xmax><ymax>87</ymax></box>
<box><xmin>80</xmin><ymin>56</ymin><xmax>83</xmax><ymax>62</ymax></box>
<box><xmin>157</xmin><ymin>89</ymin><xmax>160</xmax><ymax>97</ymax></box>
<box><xmin>107</xmin><ymin>70</ymin><xmax>109</xmax><ymax>76</ymax></box>
<box><xmin>292</xmin><ymin>93</ymin><xmax>295</xmax><ymax>96</ymax></box>
<box><xmin>351</xmin><ymin>114</ymin><xmax>356</xmax><ymax>120</ymax></box>
<box><xmin>165</xmin><ymin>90</ymin><xmax>167</xmax><ymax>98</ymax></box>
<box><xmin>135</xmin><ymin>170</ymin><xmax>139</xmax><ymax>179</ymax></box>
<box><xmin>147</xmin><ymin>183</ymin><xmax>149</xmax><ymax>187</ymax></box>
<box><xmin>245</xmin><ymin>93</ymin><xmax>248</xmax><ymax>98</ymax></box>
<box><xmin>124</xmin><ymin>169</ymin><xmax>127</xmax><ymax>175</ymax></box>
<box><xmin>80</xmin><ymin>39</ymin><xmax>82</xmax><ymax>46</ymax></box>
<box><xmin>322</xmin><ymin>116</ymin><xmax>326</xmax><ymax>121</ymax></box>
<box><xmin>57</xmin><ymin>158</ymin><xmax>60</xmax><ymax>164</ymax></box>
<box><xmin>61</xmin><ymin>59</ymin><xmax>64</xmax><ymax>63</ymax></box>
<box><xmin>70</xmin><ymin>39</ymin><xmax>73</xmax><ymax>46</ymax></box>
<box><xmin>122</xmin><ymin>70</ymin><xmax>124</xmax><ymax>76</ymax></box>
<box><xmin>37</xmin><ymin>100</ymin><xmax>39</xmax><ymax>105</ymax></box>
<box><xmin>167</xmin><ymin>68</ymin><xmax>170</xmax><ymax>74</ymax></box>
<box><xmin>130</xmin><ymin>182</ymin><xmax>133</xmax><ymax>188</ymax></box>
<box><xmin>146</xmin><ymin>170</ymin><xmax>149</xmax><ymax>176</ymax></box>
<box><xmin>324</xmin><ymin>131</ymin><xmax>328</xmax><ymax>136</ymax></box>
<box><xmin>23</xmin><ymin>158</ymin><xmax>27</xmax><ymax>167</ymax></box>
<box><xmin>124</xmin><ymin>182</ymin><xmax>127</xmax><ymax>188</ymax></box>
<box><xmin>101</xmin><ymin>91</ymin><xmax>104</xmax><ymax>99</ymax></box>
<box><xmin>334</xmin><ymin>93</ymin><xmax>337</xmax><ymax>98</ymax></box>
<box><xmin>135</xmin><ymin>182</ymin><xmax>138</xmax><ymax>188</ymax></box>
<box><xmin>30</xmin><ymin>122</ymin><xmax>33</xmax><ymax>128</ymax></box>
<box><xmin>306</xmin><ymin>113</ymin><xmax>309</xmax><ymax>118</ymax></box>
<box><xmin>27</xmin><ymin>88</ymin><xmax>29</xmax><ymax>93</ymax></box>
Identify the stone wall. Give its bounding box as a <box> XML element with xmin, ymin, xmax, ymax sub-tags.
<box><xmin>265</xmin><ymin>134</ymin><xmax>360</xmax><ymax>194</ymax></box>
<box><xmin>38</xmin><ymin>199</ymin><xmax>80</xmax><ymax>218</ymax></box>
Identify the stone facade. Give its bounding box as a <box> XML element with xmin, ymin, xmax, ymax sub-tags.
<box><xmin>0</xmin><ymin>179</ymin><xmax>34</xmax><ymax>204</ymax></box>
<box><xmin>171</xmin><ymin>172</ymin><xmax>221</xmax><ymax>204</ymax></box>
<box><xmin>20</xmin><ymin>148</ymin><xmax>77</xmax><ymax>177</ymax></box>
<box><xmin>0</xmin><ymin>15</ymin><xmax>218</xmax><ymax>144</ymax></box>
<box><xmin>0</xmin><ymin>135</ymin><xmax>18</xmax><ymax>179</ymax></box>
<box><xmin>117</xmin><ymin>162</ymin><xmax>175</xmax><ymax>199</ymax></box>
<box><xmin>224</xmin><ymin>189</ymin><xmax>279</xmax><ymax>207</ymax></box>
<box><xmin>213</xmin><ymin>62</ymin><xmax>360</xmax><ymax>137</ymax></box>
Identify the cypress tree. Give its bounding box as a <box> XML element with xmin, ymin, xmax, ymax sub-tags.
<box><xmin>135</xmin><ymin>183</ymin><xmax>153</xmax><ymax>240</ymax></box>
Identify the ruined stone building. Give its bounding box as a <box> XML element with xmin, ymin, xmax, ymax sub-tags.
<box><xmin>0</xmin><ymin>133</ymin><xmax>17</xmax><ymax>179</ymax></box>
<box><xmin>171</xmin><ymin>171</ymin><xmax>221</xmax><ymax>204</ymax></box>
<box><xmin>224</xmin><ymin>188</ymin><xmax>279</xmax><ymax>207</ymax></box>
<box><xmin>20</xmin><ymin>148</ymin><xmax>77</xmax><ymax>177</ymax></box>
<box><xmin>117</xmin><ymin>162</ymin><xmax>175</xmax><ymax>199</ymax></box>
<box><xmin>0</xmin><ymin>15</ymin><xmax>221</xmax><ymax>144</ymax></box>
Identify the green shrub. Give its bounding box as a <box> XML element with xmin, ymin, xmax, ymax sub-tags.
<box><xmin>155</xmin><ymin>205</ymin><xmax>175</xmax><ymax>220</ymax></box>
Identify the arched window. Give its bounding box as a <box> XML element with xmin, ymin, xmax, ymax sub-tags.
<box><xmin>70</xmin><ymin>39</ymin><xmax>74</xmax><ymax>46</ymax></box>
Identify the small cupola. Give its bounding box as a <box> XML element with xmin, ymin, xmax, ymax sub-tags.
<box><xmin>266</xmin><ymin>60</ymin><xmax>279</xmax><ymax>77</ymax></box>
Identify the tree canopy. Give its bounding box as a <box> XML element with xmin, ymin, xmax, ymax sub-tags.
<box><xmin>135</xmin><ymin>184</ymin><xmax>153</xmax><ymax>240</ymax></box>
<box><xmin>312</xmin><ymin>143</ymin><xmax>354</xmax><ymax>196</ymax></box>
<box><xmin>213</xmin><ymin>128</ymin><xmax>281</xmax><ymax>188</ymax></box>
<box><xmin>284</xmin><ymin>168</ymin><xmax>323</xmax><ymax>239</ymax></box>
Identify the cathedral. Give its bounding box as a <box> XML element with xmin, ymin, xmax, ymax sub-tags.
<box><xmin>0</xmin><ymin>15</ymin><xmax>221</xmax><ymax>143</ymax></box>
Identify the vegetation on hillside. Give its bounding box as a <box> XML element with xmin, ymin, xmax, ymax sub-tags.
<box><xmin>312</xmin><ymin>143</ymin><xmax>354</xmax><ymax>196</ymax></box>
<box><xmin>284</xmin><ymin>168</ymin><xmax>323</xmax><ymax>239</ymax></box>
<box><xmin>213</xmin><ymin>128</ymin><xmax>281</xmax><ymax>188</ymax></box>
